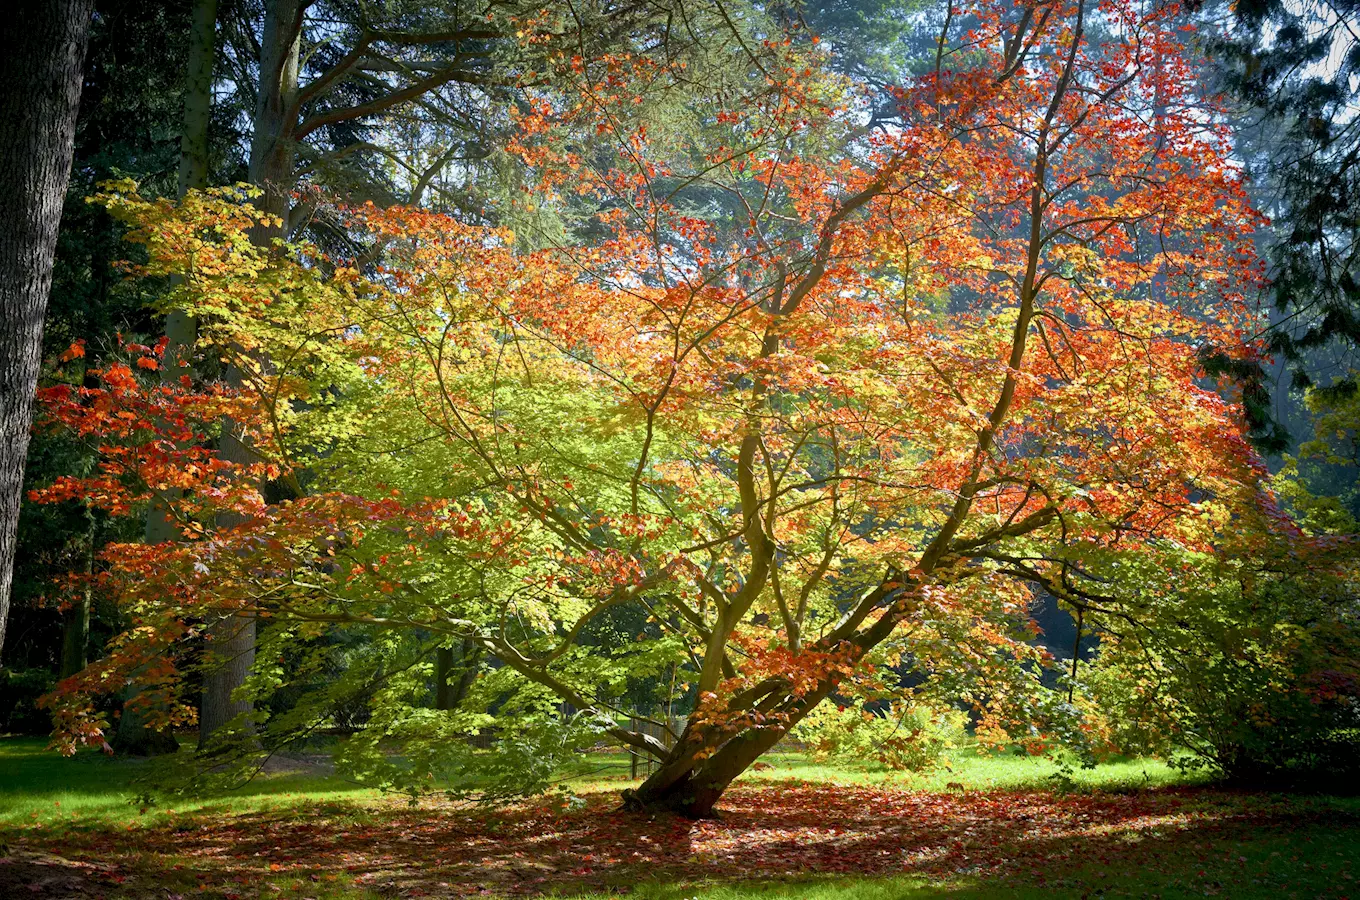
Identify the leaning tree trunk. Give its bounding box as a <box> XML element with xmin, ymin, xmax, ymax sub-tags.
<box><xmin>617</xmin><ymin>586</ymin><xmax>915</xmax><ymax>817</ymax></box>
<box><xmin>199</xmin><ymin>0</ymin><xmax>301</xmax><ymax>747</ymax></box>
<box><xmin>624</xmin><ymin>681</ymin><xmax>840</xmax><ymax>818</ymax></box>
<box><xmin>0</xmin><ymin>0</ymin><xmax>94</xmax><ymax>663</ymax></box>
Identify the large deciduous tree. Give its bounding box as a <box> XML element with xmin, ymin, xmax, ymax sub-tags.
<box><xmin>0</xmin><ymin>0</ymin><xmax>94</xmax><ymax>662</ymax></box>
<box><xmin>37</xmin><ymin>0</ymin><xmax>1274</xmax><ymax>817</ymax></box>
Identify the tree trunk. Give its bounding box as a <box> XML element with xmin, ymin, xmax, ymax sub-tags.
<box><xmin>435</xmin><ymin>639</ymin><xmax>480</xmax><ymax>711</ymax></box>
<box><xmin>198</xmin><ymin>362</ymin><xmax>257</xmax><ymax>748</ymax></box>
<box><xmin>247</xmin><ymin>0</ymin><xmax>301</xmax><ymax>230</ymax></box>
<box><xmin>178</xmin><ymin>0</ymin><xmax>217</xmax><ymax>200</ymax></box>
<box><xmin>110</xmin><ymin>698</ymin><xmax>181</xmax><ymax>756</ymax></box>
<box><xmin>623</xmin><ymin>682</ymin><xmax>837</xmax><ymax>818</ymax></box>
<box><xmin>0</xmin><ymin>0</ymin><xmax>94</xmax><ymax>663</ymax></box>
<box><xmin>58</xmin><ymin>507</ymin><xmax>94</xmax><ymax>679</ymax></box>
<box><xmin>116</xmin><ymin>0</ymin><xmax>217</xmax><ymax>758</ymax></box>
<box><xmin>197</xmin><ymin>610</ymin><xmax>255</xmax><ymax>748</ymax></box>
<box><xmin>156</xmin><ymin>0</ymin><xmax>217</xmax><ymax>382</ymax></box>
<box><xmin>199</xmin><ymin>0</ymin><xmax>300</xmax><ymax>747</ymax></box>
<box><xmin>435</xmin><ymin>646</ymin><xmax>455</xmax><ymax>710</ymax></box>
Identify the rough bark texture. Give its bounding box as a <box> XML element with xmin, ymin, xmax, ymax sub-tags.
<box><xmin>197</xmin><ymin>609</ymin><xmax>256</xmax><ymax>748</ymax></box>
<box><xmin>199</xmin><ymin>0</ymin><xmax>300</xmax><ymax>746</ymax></box>
<box><xmin>0</xmin><ymin>0</ymin><xmax>94</xmax><ymax>663</ymax></box>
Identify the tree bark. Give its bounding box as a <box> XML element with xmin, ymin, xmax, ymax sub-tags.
<box><xmin>0</xmin><ymin>0</ymin><xmax>94</xmax><ymax>663</ymax></box>
<box><xmin>435</xmin><ymin>646</ymin><xmax>455</xmax><ymax>710</ymax></box>
<box><xmin>435</xmin><ymin>638</ymin><xmax>480</xmax><ymax>710</ymax></box>
<box><xmin>178</xmin><ymin>0</ymin><xmax>217</xmax><ymax>200</ymax></box>
<box><xmin>199</xmin><ymin>0</ymin><xmax>300</xmax><ymax>746</ymax></box>
<box><xmin>623</xmin><ymin>682</ymin><xmax>835</xmax><ymax>818</ymax></box>
<box><xmin>156</xmin><ymin>0</ymin><xmax>217</xmax><ymax>383</ymax></box>
<box><xmin>247</xmin><ymin>0</ymin><xmax>302</xmax><ymax>229</ymax></box>
<box><xmin>196</xmin><ymin>608</ymin><xmax>255</xmax><ymax>749</ymax></box>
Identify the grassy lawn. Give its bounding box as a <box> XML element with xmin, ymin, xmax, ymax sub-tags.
<box><xmin>1</xmin><ymin>736</ymin><xmax>1357</xmax><ymax>898</ymax></box>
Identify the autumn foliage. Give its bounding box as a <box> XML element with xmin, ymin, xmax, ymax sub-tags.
<box><xmin>28</xmin><ymin>0</ymin><xmax>1304</xmax><ymax>815</ymax></box>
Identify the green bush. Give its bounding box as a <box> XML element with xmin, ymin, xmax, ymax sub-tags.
<box><xmin>1085</xmin><ymin>545</ymin><xmax>1360</xmax><ymax>788</ymax></box>
<box><xmin>792</xmin><ymin>701</ymin><xmax>968</xmax><ymax>772</ymax></box>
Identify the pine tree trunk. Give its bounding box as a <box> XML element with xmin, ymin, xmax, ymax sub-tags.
<box><xmin>0</xmin><ymin>0</ymin><xmax>94</xmax><ymax>663</ymax></box>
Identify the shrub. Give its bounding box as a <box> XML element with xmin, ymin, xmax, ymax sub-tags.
<box><xmin>1086</xmin><ymin>542</ymin><xmax>1360</xmax><ymax>788</ymax></box>
<box><xmin>792</xmin><ymin>701</ymin><xmax>969</xmax><ymax>772</ymax></box>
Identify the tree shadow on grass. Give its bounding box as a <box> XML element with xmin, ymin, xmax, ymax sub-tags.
<box><xmin>3</xmin><ymin>782</ymin><xmax>1358</xmax><ymax>898</ymax></box>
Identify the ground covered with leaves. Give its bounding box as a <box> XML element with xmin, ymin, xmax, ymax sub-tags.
<box><xmin>4</xmin><ymin>773</ymin><xmax>1360</xmax><ymax>899</ymax></box>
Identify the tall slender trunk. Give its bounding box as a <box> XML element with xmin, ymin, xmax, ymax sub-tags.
<box><xmin>160</xmin><ymin>0</ymin><xmax>217</xmax><ymax>379</ymax></box>
<box><xmin>113</xmin><ymin>0</ymin><xmax>218</xmax><ymax>757</ymax></box>
<box><xmin>0</xmin><ymin>0</ymin><xmax>94</xmax><ymax>663</ymax></box>
<box><xmin>199</xmin><ymin>0</ymin><xmax>301</xmax><ymax>747</ymax></box>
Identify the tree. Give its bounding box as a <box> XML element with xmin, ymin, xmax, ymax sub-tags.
<box><xmin>0</xmin><ymin>0</ymin><xmax>95</xmax><ymax>662</ymax></box>
<box><xmin>193</xmin><ymin>0</ymin><xmax>738</xmax><ymax>747</ymax></box>
<box><xmin>1212</xmin><ymin>0</ymin><xmax>1360</xmax><ymax>391</ymax></box>
<box><xmin>38</xmin><ymin>0</ymin><xmax>1268</xmax><ymax>817</ymax></box>
<box><xmin>113</xmin><ymin>0</ymin><xmax>222</xmax><ymax>758</ymax></box>
<box><xmin>3</xmin><ymin>0</ymin><xmax>216</xmax><ymax>740</ymax></box>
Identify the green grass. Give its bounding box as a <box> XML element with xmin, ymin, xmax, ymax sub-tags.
<box><xmin>1</xmin><ymin>736</ymin><xmax>1357</xmax><ymax>899</ymax></box>
<box><xmin>0</xmin><ymin>736</ymin><xmax>382</xmax><ymax>829</ymax></box>
<box><xmin>0</xmin><ymin>735</ymin><xmax>1192</xmax><ymax>832</ymax></box>
<box><xmin>733</xmin><ymin>747</ymin><xmax>1197</xmax><ymax>792</ymax></box>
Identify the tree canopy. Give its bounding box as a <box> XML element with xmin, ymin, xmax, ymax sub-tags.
<box><xmin>11</xmin><ymin>0</ymin><xmax>1360</xmax><ymax>819</ymax></box>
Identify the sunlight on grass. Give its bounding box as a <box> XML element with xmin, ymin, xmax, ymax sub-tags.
<box><xmin>0</xmin><ymin>735</ymin><xmax>1197</xmax><ymax>833</ymax></box>
<box><xmin>3</xmin><ymin>736</ymin><xmax>1359</xmax><ymax>900</ymax></box>
<box><xmin>560</xmin><ymin>745</ymin><xmax>1198</xmax><ymax>795</ymax></box>
<box><xmin>0</xmin><ymin>737</ymin><xmax>382</xmax><ymax>830</ymax></box>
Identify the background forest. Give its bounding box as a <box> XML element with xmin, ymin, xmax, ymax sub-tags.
<box><xmin>1</xmin><ymin>0</ymin><xmax>1359</xmax><ymax>878</ymax></box>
